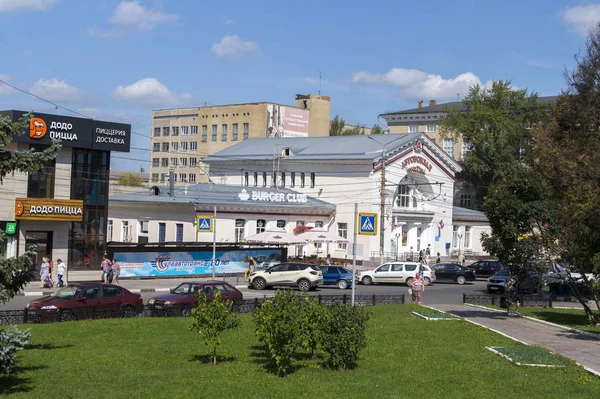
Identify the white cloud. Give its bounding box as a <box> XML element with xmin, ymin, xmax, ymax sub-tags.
<box><xmin>109</xmin><ymin>1</ymin><xmax>180</xmax><ymax>31</ymax></box>
<box><xmin>77</xmin><ymin>107</ymin><xmax>102</xmax><ymax>119</ymax></box>
<box><xmin>211</xmin><ymin>35</ymin><xmax>259</xmax><ymax>59</ymax></box>
<box><xmin>351</xmin><ymin>68</ymin><xmax>490</xmax><ymax>101</ymax></box>
<box><xmin>562</xmin><ymin>4</ymin><xmax>600</xmax><ymax>37</ymax></box>
<box><xmin>111</xmin><ymin>78</ymin><xmax>191</xmax><ymax>108</ymax></box>
<box><xmin>30</xmin><ymin>78</ymin><xmax>86</xmax><ymax>103</ymax></box>
<box><xmin>0</xmin><ymin>0</ymin><xmax>58</xmax><ymax>12</ymax></box>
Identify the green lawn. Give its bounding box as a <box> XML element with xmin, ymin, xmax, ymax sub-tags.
<box><xmin>1</xmin><ymin>305</ymin><xmax>599</xmax><ymax>398</ymax></box>
<box><xmin>517</xmin><ymin>307</ymin><xmax>600</xmax><ymax>336</ymax></box>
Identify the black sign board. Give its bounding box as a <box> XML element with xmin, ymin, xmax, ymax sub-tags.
<box><xmin>0</xmin><ymin>110</ymin><xmax>131</xmax><ymax>152</ymax></box>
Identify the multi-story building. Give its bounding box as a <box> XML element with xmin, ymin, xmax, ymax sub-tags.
<box><xmin>0</xmin><ymin>110</ymin><xmax>131</xmax><ymax>271</ymax></box>
<box><xmin>149</xmin><ymin>93</ymin><xmax>330</xmax><ymax>185</ymax></box>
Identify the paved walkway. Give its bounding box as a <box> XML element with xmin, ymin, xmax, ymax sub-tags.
<box><xmin>432</xmin><ymin>303</ymin><xmax>600</xmax><ymax>376</ymax></box>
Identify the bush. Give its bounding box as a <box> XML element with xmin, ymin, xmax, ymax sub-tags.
<box><xmin>298</xmin><ymin>295</ymin><xmax>328</xmax><ymax>358</ymax></box>
<box><xmin>321</xmin><ymin>303</ymin><xmax>370</xmax><ymax>370</ymax></box>
<box><xmin>0</xmin><ymin>326</ymin><xmax>31</xmax><ymax>374</ymax></box>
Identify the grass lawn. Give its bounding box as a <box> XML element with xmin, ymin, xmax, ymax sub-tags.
<box><xmin>517</xmin><ymin>307</ymin><xmax>600</xmax><ymax>336</ymax></box>
<box><xmin>1</xmin><ymin>305</ymin><xmax>599</xmax><ymax>398</ymax></box>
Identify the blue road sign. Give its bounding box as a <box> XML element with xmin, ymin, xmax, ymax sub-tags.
<box><xmin>196</xmin><ymin>216</ymin><xmax>213</xmax><ymax>233</ymax></box>
<box><xmin>358</xmin><ymin>213</ymin><xmax>377</xmax><ymax>236</ymax></box>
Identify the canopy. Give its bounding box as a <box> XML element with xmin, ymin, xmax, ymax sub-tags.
<box><xmin>244</xmin><ymin>229</ymin><xmax>305</xmax><ymax>245</ymax></box>
<box><xmin>296</xmin><ymin>227</ymin><xmax>349</xmax><ymax>244</ymax></box>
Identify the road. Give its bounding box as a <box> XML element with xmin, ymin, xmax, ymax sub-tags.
<box><xmin>0</xmin><ymin>280</ymin><xmax>489</xmax><ymax>310</ymax></box>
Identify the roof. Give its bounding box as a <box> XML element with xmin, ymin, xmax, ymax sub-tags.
<box><xmin>452</xmin><ymin>206</ymin><xmax>488</xmax><ymax>222</ymax></box>
<box><xmin>109</xmin><ymin>183</ymin><xmax>336</xmax><ymax>211</ymax></box>
<box><xmin>380</xmin><ymin>96</ymin><xmax>558</xmax><ymax>116</ymax></box>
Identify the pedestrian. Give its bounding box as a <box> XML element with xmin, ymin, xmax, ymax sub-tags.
<box><xmin>101</xmin><ymin>255</ymin><xmax>111</xmax><ymax>283</ymax></box>
<box><xmin>57</xmin><ymin>259</ymin><xmax>66</xmax><ymax>287</ymax></box>
<box><xmin>326</xmin><ymin>254</ymin><xmax>332</xmax><ymax>265</ymax></box>
<box><xmin>436</xmin><ymin>252</ymin><xmax>441</xmax><ymax>264</ymax></box>
<box><xmin>40</xmin><ymin>257</ymin><xmax>50</xmax><ymax>288</ymax></box>
<box><xmin>418</xmin><ymin>250</ymin><xmax>424</xmax><ymax>263</ymax></box>
<box><xmin>425</xmin><ymin>246</ymin><xmax>431</xmax><ymax>265</ymax></box>
<box><xmin>409</xmin><ymin>272</ymin><xmax>425</xmax><ymax>304</ymax></box>
<box><xmin>111</xmin><ymin>258</ymin><xmax>120</xmax><ymax>285</ymax></box>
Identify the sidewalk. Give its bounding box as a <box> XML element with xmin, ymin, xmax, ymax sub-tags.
<box><xmin>432</xmin><ymin>303</ymin><xmax>600</xmax><ymax>376</ymax></box>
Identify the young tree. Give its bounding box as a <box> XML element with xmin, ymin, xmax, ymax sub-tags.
<box><xmin>370</xmin><ymin>124</ymin><xmax>385</xmax><ymax>135</ymax></box>
<box><xmin>117</xmin><ymin>172</ymin><xmax>144</xmax><ymax>186</ymax></box>
<box><xmin>190</xmin><ymin>290</ymin><xmax>241</xmax><ymax>365</ymax></box>
<box><xmin>329</xmin><ymin>115</ymin><xmax>346</xmax><ymax>136</ymax></box>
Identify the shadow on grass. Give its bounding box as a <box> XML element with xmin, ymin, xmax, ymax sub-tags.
<box><xmin>249</xmin><ymin>345</ymin><xmax>303</xmax><ymax>376</ymax></box>
<box><xmin>25</xmin><ymin>343</ymin><xmax>74</xmax><ymax>351</ymax></box>
<box><xmin>0</xmin><ymin>365</ymin><xmax>47</xmax><ymax>395</ymax></box>
<box><xmin>189</xmin><ymin>354</ymin><xmax>237</xmax><ymax>364</ymax></box>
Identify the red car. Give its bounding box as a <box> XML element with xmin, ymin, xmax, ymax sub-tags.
<box><xmin>27</xmin><ymin>283</ymin><xmax>143</xmax><ymax>321</ymax></box>
<box><xmin>147</xmin><ymin>281</ymin><xmax>243</xmax><ymax>316</ymax></box>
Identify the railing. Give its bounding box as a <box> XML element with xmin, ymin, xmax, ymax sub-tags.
<box><xmin>0</xmin><ymin>294</ymin><xmax>405</xmax><ymax>326</ymax></box>
<box><xmin>369</xmin><ymin>252</ymin><xmax>496</xmax><ymax>263</ymax></box>
<box><xmin>463</xmin><ymin>293</ymin><xmax>552</xmax><ymax>308</ymax></box>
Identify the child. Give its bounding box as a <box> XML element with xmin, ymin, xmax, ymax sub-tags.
<box><xmin>57</xmin><ymin>259</ymin><xmax>66</xmax><ymax>287</ymax></box>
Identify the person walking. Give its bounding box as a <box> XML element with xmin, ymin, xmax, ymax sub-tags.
<box><xmin>40</xmin><ymin>257</ymin><xmax>50</xmax><ymax>288</ymax></box>
<box><xmin>326</xmin><ymin>254</ymin><xmax>332</xmax><ymax>265</ymax></box>
<box><xmin>418</xmin><ymin>250</ymin><xmax>424</xmax><ymax>263</ymax></box>
<box><xmin>425</xmin><ymin>246</ymin><xmax>431</xmax><ymax>265</ymax></box>
<box><xmin>436</xmin><ymin>252</ymin><xmax>441</xmax><ymax>264</ymax></box>
<box><xmin>101</xmin><ymin>255</ymin><xmax>111</xmax><ymax>283</ymax></box>
<box><xmin>111</xmin><ymin>258</ymin><xmax>120</xmax><ymax>285</ymax></box>
<box><xmin>57</xmin><ymin>259</ymin><xmax>66</xmax><ymax>287</ymax></box>
<box><xmin>409</xmin><ymin>273</ymin><xmax>425</xmax><ymax>304</ymax></box>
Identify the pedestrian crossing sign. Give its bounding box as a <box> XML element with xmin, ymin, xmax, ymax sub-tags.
<box><xmin>196</xmin><ymin>216</ymin><xmax>213</xmax><ymax>232</ymax></box>
<box><xmin>358</xmin><ymin>213</ymin><xmax>377</xmax><ymax>236</ymax></box>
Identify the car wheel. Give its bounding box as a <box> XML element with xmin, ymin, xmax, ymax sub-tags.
<box><xmin>405</xmin><ymin>277</ymin><xmax>414</xmax><ymax>286</ymax></box>
<box><xmin>337</xmin><ymin>279</ymin><xmax>349</xmax><ymax>290</ymax></box>
<box><xmin>181</xmin><ymin>307</ymin><xmax>192</xmax><ymax>317</ymax></box>
<box><xmin>424</xmin><ymin>277</ymin><xmax>432</xmax><ymax>286</ymax></box>
<box><xmin>298</xmin><ymin>279</ymin><xmax>311</xmax><ymax>292</ymax></box>
<box><xmin>123</xmin><ymin>305</ymin><xmax>137</xmax><ymax>318</ymax></box>
<box><xmin>362</xmin><ymin>276</ymin><xmax>373</xmax><ymax>286</ymax></box>
<box><xmin>253</xmin><ymin>277</ymin><xmax>267</xmax><ymax>290</ymax></box>
<box><xmin>61</xmin><ymin>310</ymin><xmax>75</xmax><ymax>322</ymax></box>
<box><xmin>457</xmin><ymin>276</ymin><xmax>466</xmax><ymax>285</ymax></box>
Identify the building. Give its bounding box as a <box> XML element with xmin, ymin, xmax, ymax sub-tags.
<box><xmin>0</xmin><ymin>110</ymin><xmax>131</xmax><ymax>270</ymax></box>
<box><xmin>149</xmin><ymin>93</ymin><xmax>330</xmax><ymax>186</ymax></box>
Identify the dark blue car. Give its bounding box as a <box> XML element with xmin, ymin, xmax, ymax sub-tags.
<box><xmin>318</xmin><ymin>266</ymin><xmax>354</xmax><ymax>289</ymax></box>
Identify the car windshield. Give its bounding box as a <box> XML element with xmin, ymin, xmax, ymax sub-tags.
<box><xmin>494</xmin><ymin>269</ymin><xmax>510</xmax><ymax>277</ymax></box>
<box><xmin>173</xmin><ymin>284</ymin><xmax>191</xmax><ymax>294</ymax></box>
<box><xmin>51</xmin><ymin>286</ymin><xmax>82</xmax><ymax>299</ymax></box>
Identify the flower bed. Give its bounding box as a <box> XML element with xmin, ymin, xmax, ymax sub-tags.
<box><xmin>487</xmin><ymin>346</ymin><xmax>568</xmax><ymax>367</ymax></box>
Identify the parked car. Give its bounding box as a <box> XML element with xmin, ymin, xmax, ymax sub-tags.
<box><xmin>486</xmin><ymin>269</ymin><xmax>542</xmax><ymax>294</ymax></box>
<box><xmin>27</xmin><ymin>283</ymin><xmax>143</xmax><ymax>321</ymax></box>
<box><xmin>318</xmin><ymin>265</ymin><xmax>354</xmax><ymax>289</ymax></box>
<box><xmin>357</xmin><ymin>262</ymin><xmax>436</xmax><ymax>286</ymax></box>
<box><xmin>431</xmin><ymin>263</ymin><xmax>476</xmax><ymax>284</ymax></box>
<box><xmin>547</xmin><ymin>264</ymin><xmax>596</xmax><ymax>284</ymax></box>
<box><xmin>147</xmin><ymin>281</ymin><xmax>243</xmax><ymax>316</ymax></box>
<box><xmin>249</xmin><ymin>262</ymin><xmax>323</xmax><ymax>292</ymax></box>
<box><xmin>467</xmin><ymin>260</ymin><xmax>505</xmax><ymax>278</ymax></box>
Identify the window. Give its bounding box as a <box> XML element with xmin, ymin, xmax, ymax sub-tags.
<box><xmin>460</xmin><ymin>194</ymin><xmax>472</xmax><ymax>208</ymax></box>
<box><xmin>232</xmin><ymin>123</ymin><xmax>238</xmax><ymax>141</ymax></box>
<box><xmin>191</xmin><ymin>125</ymin><xmax>198</xmax><ymax>135</ymax></box>
<box><xmin>179</xmin><ymin>173</ymin><xmax>187</xmax><ymax>182</ymax></box>
<box><xmin>180</xmin><ymin>142</ymin><xmax>188</xmax><ymax>152</ymax></box>
<box><xmin>464</xmin><ymin>226</ymin><xmax>472</xmax><ymax>248</ymax></box>
<box><xmin>243</xmin><ymin>123</ymin><xmax>249</xmax><ymax>139</ymax></box>
<box><xmin>190</xmin><ymin>141</ymin><xmax>197</xmax><ymax>151</ymax></box>
<box><xmin>396</xmin><ymin>185</ymin><xmax>414</xmax><ymax>208</ymax></box>
<box><xmin>107</xmin><ymin>220</ymin><xmax>113</xmax><ymax>241</ymax></box>
<box><xmin>277</xmin><ymin>220</ymin><xmax>286</xmax><ymax>229</ymax></box>
<box><xmin>84</xmin><ymin>286</ymin><xmax>99</xmax><ymax>299</ymax></box>
<box><xmin>176</xmin><ymin>223</ymin><xmax>184</xmax><ymax>242</ymax></box>
<box><xmin>181</xmin><ymin>126</ymin><xmax>188</xmax><ymax>136</ymax></box>
<box><xmin>153</xmin><ymin>127</ymin><xmax>161</xmax><ymax>137</ymax></box>
<box><xmin>296</xmin><ymin>220</ymin><xmax>305</xmax><ymax>227</ymax></box>
<box><xmin>121</xmin><ymin>221</ymin><xmax>130</xmax><ymax>241</ymax></box>
<box><xmin>409</xmin><ymin>125</ymin><xmax>418</xmax><ymax>133</ymax></box>
<box><xmin>153</xmin><ymin>143</ymin><xmax>160</xmax><ymax>152</ymax></box>
<box><xmin>103</xmin><ymin>285</ymin><xmax>122</xmax><ymax>298</ymax></box>
<box><xmin>461</xmin><ymin>140</ymin><xmax>471</xmax><ymax>157</ymax></box>
<box><xmin>160</xmin><ymin>173</ymin><xmax>167</xmax><ymax>183</ymax></box>
<box><xmin>244</xmin><ymin>172</ymin><xmax>249</xmax><ymax>186</ymax></box>
<box><xmin>427</xmin><ymin>124</ymin><xmax>436</xmax><ymax>132</ymax></box>
<box><xmin>234</xmin><ymin>219</ymin><xmax>245</xmax><ymax>242</ymax></box>
<box><xmin>405</xmin><ymin>264</ymin><xmax>417</xmax><ymax>272</ymax></box>
<box><xmin>172</xmin><ymin>127</ymin><xmax>179</xmax><ymax>136</ymax></box>
<box><xmin>171</xmin><ymin>142</ymin><xmax>179</xmax><ymax>152</ymax></box>
<box><xmin>337</xmin><ymin>222</ymin><xmax>348</xmax><ymax>250</ymax></box>
<box><xmin>201</xmin><ymin>125</ymin><xmax>207</xmax><ymax>142</ymax></box>
<box><xmin>162</xmin><ymin>143</ymin><xmax>169</xmax><ymax>152</ymax></box>
<box><xmin>315</xmin><ymin>221</ymin><xmax>324</xmax><ymax>228</ymax></box>
<box><xmin>310</xmin><ymin>172</ymin><xmax>315</xmax><ymax>188</ymax></box>
<box><xmin>262</xmin><ymin>172</ymin><xmax>267</xmax><ymax>187</ymax></box>
<box><xmin>222</xmin><ymin>124</ymin><xmax>228</xmax><ymax>141</ymax></box>
<box><xmin>162</xmin><ymin>127</ymin><xmax>170</xmax><ymax>136</ymax></box>
<box><xmin>158</xmin><ymin>223</ymin><xmax>166</xmax><ymax>243</ymax></box>
<box><xmin>161</xmin><ymin>158</ymin><xmax>168</xmax><ymax>167</ymax></box>
<box><xmin>188</xmin><ymin>173</ymin><xmax>196</xmax><ymax>183</ymax></box>
<box><xmin>189</xmin><ymin>158</ymin><xmax>197</xmax><ymax>167</ymax></box>
<box><xmin>211</xmin><ymin>125</ymin><xmax>217</xmax><ymax>141</ymax></box>
<box><xmin>151</xmin><ymin>173</ymin><xmax>158</xmax><ymax>183</ymax></box>
<box><xmin>180</xmin><ymin>158</ymin><xmax>187</xmax><ymax>167</ymax></box>
<box><xmin>443</xmin><ymin>138</ymin><xmax>454</xmax><ymax>157</ymax></box>
<box><xmin>416</xmin><ymin>227</ymin><xmax>422</xmax><ymax>252</ymax></box>
<box><xmin>280</xmin><ymin>172</ymin><xmax>286</xmax><ymax>187</ymax></box>
<box><xmin>300</xmin><ymin>172</ymin><xmax>305</xmax><ymax>188</ymax></box>
<box><xmin>271</xmin><ymin>173</ymin><xmax>276</xmax><ymax>188</ymax></box>
<box><xmin>27</xmin><ymin>152</ymin><xmax>55</xmax><ymax>198</ymax></box>
<box><xmin>253</xmin><ymin>172</ymin><xmax>258</xmax><ymax>187</ymax></box>
<box><xmin>452</xmin><ymin>225</ymin><xmax>459</xmax><ymax>248</ymax></box>
<box><xmin>256</xmin><ymin>219</ymin><xmax>266</xmax><ymax>234</ymax></box>
<box><xmin>139</xmin><ymin>220</ymin><xmax>148</xmax><ymax>234</ymax></box>
<box><xmin>152</xmin><ymin>158</ymin><xmax>159</xmax><ymax>167</ymax></box>
<box><xmin>171</xmin><ymin>158</ymin><xmax>177</xmax><ymax>166</ymax></box>
<box><xmin>376</xmin><ymin>265</ymin><xmax>390</xmax><ymax>272</ymax></box>
<box><xmin>290</xmin><ymin>172</ymin><xmax>295</xmax><ymax>188</ymax></box>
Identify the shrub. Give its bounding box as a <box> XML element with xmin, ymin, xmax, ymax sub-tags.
<box><xmin>321</xmin><ymin>303</ymin><xmax>370</xmax><ymax>370</ymax></box>
<box><xmin>190</xmin><ymin>290</ymin><xmax>240</xmax><ymax>365</ymax></box>
<box><xmin>298</xmin><ymin>295</ymin><xmax>328</xmax><ymax>358</ymax></box>
<box><xmin>0</xmin><ymin>326</ymin><xmax>31</xmax><ymax>374</ymax></box>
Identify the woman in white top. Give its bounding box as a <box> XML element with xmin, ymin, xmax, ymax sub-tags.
<box><xmin>40</xmin><ymin>257</ymin><xmax>50</xmax><ymax>288</ymax></box>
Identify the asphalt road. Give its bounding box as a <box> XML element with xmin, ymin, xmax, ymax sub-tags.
<box><xmin>0</xmin><ymin>279</ymin><xmax>489</xmax><ymax>310</ymax></box>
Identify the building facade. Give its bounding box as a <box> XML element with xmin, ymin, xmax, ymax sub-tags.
<box><xmin>0</xmin><ymin>110</ymin><xmax>131</xmax><ymax>270</ymax></box>
<box><xmin>149</xmin><ymin>93</ymin><xmax>330</xmax><ymax>186</ymax></box>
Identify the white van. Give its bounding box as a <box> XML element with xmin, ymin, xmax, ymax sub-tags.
<box><xmin>357</xmin><ymin>262</ymin><xmax>436</xmax><ymax>286</ymax></box>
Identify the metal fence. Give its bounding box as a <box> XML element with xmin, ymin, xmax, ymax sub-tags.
<box><xmin>463</xmin><ymin>293</ymin><xmax>552</xmax><ymax>308</ymax></box>
<box><xmin>0</xmin><ymin>294</ymin><xmax>405</xmax><ymax>326</ymax></box>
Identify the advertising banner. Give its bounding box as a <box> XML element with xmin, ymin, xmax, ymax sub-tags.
<box><xmin>113</xmin><ymin>248</ymin><xmax>284</xmax><ymax>277</ymax></box>
<box><xmin>266</xmin><ymin>104</ymin><xmax>309</xmax><ymax>138</ymax></box>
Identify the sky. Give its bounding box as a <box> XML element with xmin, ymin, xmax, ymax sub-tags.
<box><xmin>0</xmin><ymin>0</ymin><xmax>597</xmax><ymax>171</ymax></box>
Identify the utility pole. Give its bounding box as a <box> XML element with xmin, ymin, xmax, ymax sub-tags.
<box><xmin>212</xmin><ymin>205</ymin><xmax>217</xmax><ymax>279</ymax></box>
<box><xmin>379</xmin><ymin>149</ymin><xmax>386</xmax><ymax>259</ymax></box>
<box><xmin>352</xmin><ymin>202</ymin><xmax>358</xmax><ymax>306</ymax></box>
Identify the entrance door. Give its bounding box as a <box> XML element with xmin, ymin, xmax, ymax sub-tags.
<box><xmin>25</xmin><ymin>231</ymin><xmax>53</xmax><ymax>268</ymax></box>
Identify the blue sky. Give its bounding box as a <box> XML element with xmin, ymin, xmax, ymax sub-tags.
<box><xmin>0</xmin><ymin>0</ymin><xmax>597</xmax><ymax>171</ymax></box>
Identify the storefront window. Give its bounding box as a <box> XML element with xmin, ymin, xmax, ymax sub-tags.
<box><xmin>235</xmin><ymin>219</ymin><xmax>245</xmax><ymax>242</ymax></box>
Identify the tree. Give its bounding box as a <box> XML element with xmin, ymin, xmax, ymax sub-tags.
<box><xmin>117</xmin><ymin>172</ymin><xmax>144</xmax><ymax>186</ymax></box>
<box><xmin>532</xmin><ymin>24</ymin><xmax>600</xmax><ymax>325</ymax></box>
<box><xmin>342</xmin><ymin>125</ymin><xmax>364</xmax><ymax>135</ymax></box>
<box><xmin>190</xmin><ymin>290</ymin><xmax>241</xmax><ymax>365</ymax></box>
<box><xmin>329</xmin><ymin>115</ymin><xmax>345</xmax><ymax>136</ymax></box>
<box><xmin>370</xmin><ymin>124</ymin><xmax>385</xmax><ymax>135</ymax></box>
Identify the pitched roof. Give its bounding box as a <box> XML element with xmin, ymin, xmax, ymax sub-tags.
<box><xmin>452</xmin><ymin>206</ymin><xmax>488</xmax><ymax>222</ymax></box>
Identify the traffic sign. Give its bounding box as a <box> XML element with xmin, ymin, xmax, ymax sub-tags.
<box><xmin>358</xmin><ymin>213</ymin><xmax>377</xmax><ymax>236</ymax></box>
<box><xmin>196</xmin><ymin>216</ymin><xmax>213</xmax><ymax>232</ymax></box>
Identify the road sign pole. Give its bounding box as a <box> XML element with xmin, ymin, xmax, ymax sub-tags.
<box><xmin>352</xmin><ymin>202</ymin><xmax>358</xmax><ymax>306</ymax></box>
<box><xmin>212</xmin><ymin>206</ymin><xmax>216</xmax><ymax>279</ymax></box>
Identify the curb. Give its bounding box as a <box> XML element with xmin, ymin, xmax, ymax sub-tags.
<box><xmin>18</xmin><ymin>285</ymin><xmax>250</xmax><ymax>297</ymax></box>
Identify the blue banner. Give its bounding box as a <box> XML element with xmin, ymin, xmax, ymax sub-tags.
<box><xmin>114</xmin><ymin>248</ymin><xmax>283</xmax><ymax>277</ymax></box>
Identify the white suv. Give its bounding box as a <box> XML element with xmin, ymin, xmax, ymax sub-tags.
<box><xmin>249</xmin><ymin>262</ymin><xmax>323</xmax><ymax>292</ymax></box>
<box><xmin>357</xmin><ymin>262</ymin><xmax>435</xmax><ymax>286</ymax></box>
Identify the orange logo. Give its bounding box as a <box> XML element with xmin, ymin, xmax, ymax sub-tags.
<box><xmin>15</xmin><ymin>201</ymin><xmax>24</xmax><ymax>217</ymax></box>
<box><xmin>29</xmin><ymin>117</ymin><xmax>47</xmax><ymax>139</ymax></box>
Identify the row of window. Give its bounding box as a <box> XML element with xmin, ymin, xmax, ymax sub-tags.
<box><xmin>441</xmin><ymin>138</ymin><xmax>471</xmax><ymax>158</ymax></box>
<box><xmin>242</xmin><ymin>171</ymin><xmax>316</xmax><ymax>189</ymax></box>
<box><xmin>389</xmin><ymin>114</ymin><xmax>441</xmax><ymax>121</ymax></box>
<box><xmin>150</xmin><ymin>173</ymin><xmax>197</xmax><ymax>183</ymax></box>
<box><xmin>152</xmin><ymin>140</ymin><xmax>201</xmax><ymax>153</ymax></box>
<box><xmin>408</xmin><ymin>124</ymin><xmax>437</xmax><ymax>133</ymax></box>
<box><xmin>152</xmin><ymin>157</ymin><xmax>198</xmax><ymax>168</ymax></box>
<box><xmin>154</xmin><ymin>123</ymin><xmax>249</xmax><ymax>142</ymax></box>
